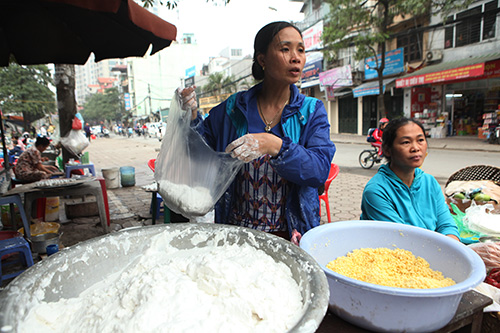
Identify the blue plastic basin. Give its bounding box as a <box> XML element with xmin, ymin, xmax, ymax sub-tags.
<box><xmin>300</xmin><ymin>220</ymin><xmax>486</xmax><ymax>332</ymax></box>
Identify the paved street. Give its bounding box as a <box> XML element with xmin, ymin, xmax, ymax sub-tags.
<box><xmin>58</xmin><ymin>133</ymin><xmax>500</xmax><ymax>248</ymax></box>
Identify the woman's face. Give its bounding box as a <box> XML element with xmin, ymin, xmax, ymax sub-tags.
<box><xmin>385</xmin><ymin>123</ymin><xmax>427</xmax><ymax>170</ymax></box>
<box><xmin>258</xmin><ymin>27</ymin><xmax>305</xmax><ymax>85</ymax></box>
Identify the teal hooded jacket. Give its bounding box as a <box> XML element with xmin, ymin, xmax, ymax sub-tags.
<box><xmin>361</xmin><ymin>164</ymin><xmax>459</xmax><ymax>238</ymax></box>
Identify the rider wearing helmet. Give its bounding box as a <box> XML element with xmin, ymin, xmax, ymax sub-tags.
<box><xmin>372</xmin><ymin>118</ymin><xmax>389</xmax><ymax>157</ymax></box>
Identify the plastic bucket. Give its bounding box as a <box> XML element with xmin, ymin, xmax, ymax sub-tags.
<box><xmin>102</xmin><ymin>167</ymin><xmax>120</xmax><ymax>189</ymax></box>
<box><xmin>120</xmin><ymin>166</ymin><xmax>135</xmax><ymax>187</ymax></box>
<box><xmin>44</xmin><ymin>197</ymin><xmax>59</xmax><ymax>222</ymax></box>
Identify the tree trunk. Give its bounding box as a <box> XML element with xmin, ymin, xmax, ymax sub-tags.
<box><xmin>54</xmin><ymin>64</ymin><xmax>78</xmax><ymax>163</ymax></box>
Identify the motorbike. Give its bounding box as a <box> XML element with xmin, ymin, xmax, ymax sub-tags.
<box><xmin>488</xmin><ymin>125</ymin><xmax>500</xmax><ymax>144</ymax></box>
<box><xmin>359</xmin><ymin>143</ymin><xmax>384</xmax><ymax>169</ymax></box>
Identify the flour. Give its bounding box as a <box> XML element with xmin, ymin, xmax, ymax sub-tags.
<box><xmin>18</xmin><ymin>231</ymin><xmax>304</xmax><ymax>333</ymax></box>
<box><xmin>157</xmin><ymin>180</ymin><xmax>214</xmax><ymax>217</ymax></box>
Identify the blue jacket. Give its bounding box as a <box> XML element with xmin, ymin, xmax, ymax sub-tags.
<box><xmin>195</xmin><ymin>83</ymin><xmax>335</xmax><ymax>235</ymax></box>
<box><xmin>360</xmin><ymin>164</ymin><xmax>459</xmax><ymax>237</ymax></box>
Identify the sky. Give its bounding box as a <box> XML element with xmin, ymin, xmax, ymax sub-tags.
<box><xmin>157</xmin><ymin>0</ymin><xmax>304</xmax><ymax>64</ymax></box>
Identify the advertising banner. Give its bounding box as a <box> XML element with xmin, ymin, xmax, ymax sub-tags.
<box><xmin>124</xmin><ymin>93</ymin><xmax>131</xmax><ymax>111</ymax></box>
<box><xmin>319</xmin><ymin>65</ymin><xmax>353</xmax><ymax>88</ymax></box>
<box><xmin>303</xmin><ymin>20</ymin><xmax>323</xmax><ymax>52</ymax></box>
<box><xmin>301</xmin><ymin>52</ymin><xmax>323</xmax><ymax>88</ymax></box>
<box><xmin>396</xmin><ymin>63</ymin><xmax>485</xmax><ymax>88</ymax></box>
<box><xmin>365</xmin><ymin>48</ymin><xmax>404</xmax><ymax>80</ymax></box>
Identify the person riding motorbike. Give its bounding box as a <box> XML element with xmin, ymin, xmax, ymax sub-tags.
<box><xmin>371</xmin><ymin>117</ymin><xmax>389</xmax><ymax>157</ymax></box>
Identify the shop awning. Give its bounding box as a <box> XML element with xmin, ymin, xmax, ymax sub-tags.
<box><xmin>395</xmin><ymin>53</ymin><xmax>500</xmax><ymax>88</ymax></box>
<box><xmin>353</xmin><ymin>78</ymin><xmax>395</xmax><ymax>98</ymax></box>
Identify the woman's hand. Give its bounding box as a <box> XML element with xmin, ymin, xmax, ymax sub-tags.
<box><xmin>290</xmin><ymin>229</ymin><xmax>302</xmax><ymax>246</ymax></box>
<box><xmin>176</xmin><ymin>86</ymin><xmax>198</xmax><ymax>120</ymax></box>
<box><xmin>225</xmin><ymin>133</ymin><xmax>282</xmax><ymax>163</ymax></box>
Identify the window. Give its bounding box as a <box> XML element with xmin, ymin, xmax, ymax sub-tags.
<box><xmin>397</xmin><ymin>28</ymin><xmax>423</xmax><ymax>63</ymax></box>
<box><xmin>484</xmin><ymin>0</ymin><xmax>498</xmax><ymax>39</ymax></box>
<box><xmin>444</xmin><ymin>1</ymin><xmax>497</xmax><ymax>48</ymax></box>
<box><xmin>456</xmin><ymin>6</ymin><xmax>481</xmax><ymax>47</ymax></box>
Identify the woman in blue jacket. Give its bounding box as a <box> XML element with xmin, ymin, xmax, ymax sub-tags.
<box><xmin>361</xmin><ymin>117</ymin><xmax>459</xmax><ymax>240</ymax></box>
<box><xmin>180</xmin><ymin>21</ymin><xmax>335</xmax><ymax>244</ymax></box>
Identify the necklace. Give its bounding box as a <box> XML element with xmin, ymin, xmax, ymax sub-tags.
<box><xmin>257</xmin><ymin>97</ymin><xmax>288</xmax><ymax>132</ymax></box>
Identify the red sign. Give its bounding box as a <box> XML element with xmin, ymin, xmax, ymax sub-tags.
<box><xmin>396</xmin><ymin>63</ymin><xmax>485</xmax><ymax>88</ymax></box>
<box><xmin>484</xmin><ymin>59</ymin><xmax>500</xmax><ymax>78</ymax></box>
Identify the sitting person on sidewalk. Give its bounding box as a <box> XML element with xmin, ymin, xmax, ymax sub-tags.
<box><xmin>360</xmin><ymin>117</ymin><xmax>459</xmax><ymax>241</ymax></box>
<box><xmin>14</xmin><ymin>136</ymin><xmax>59</xmax><ymax>183</ymax></box>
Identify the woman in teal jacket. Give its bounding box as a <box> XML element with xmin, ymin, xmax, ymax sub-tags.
<box><xmin>361</xmin><ymin>118</ymin><xmax>459</xmax><ymax>240</ymax></box>
<box><xmin>180</xmin><ymin>22</ymin><xmax>335</xmax><ymax>243</ymax></box>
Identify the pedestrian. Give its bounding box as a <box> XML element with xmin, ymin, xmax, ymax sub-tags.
<box><xmin>360</xmin><ymin>117</ymin><xmax>460</xmax><ymax>241</ymax></box>
<box><xmin>84</xmin><ymin>122</ymin><xmax>92</xmax><ymax>141</ymax></box>
<box><xmin>14</xmin><ymin>136</ymin><xmax>59</xmax><ymax>183</ymax></box>
<box><xmin>178</xmin><ymin>21</ymin><xmax>335</xmax><ymax>245</ymax></box>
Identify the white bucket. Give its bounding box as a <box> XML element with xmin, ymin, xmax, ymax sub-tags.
<box><xmin>101</xmin><ymin>168</ymin><xmax>120</xmax><ymax>189</ymax></box>
<box><xmin>44</xmin><ymin>197</ymin><xmax>60</xmax><ymax>222</ymax></box>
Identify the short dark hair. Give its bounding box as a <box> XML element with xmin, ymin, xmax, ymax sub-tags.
<box><xmin>382</xmin><ymin>117</ymin><xmax>426</xmax><ymax>164</ymax></box>
<box><xmin>35</xmin><ymin>136</ymin><xmax>51</xmax><ymax>148</ymax></box>
<box><xmin>252</xmin><ymin>21</ymin><xmax>302</xmax><ymax>80</ymax></box>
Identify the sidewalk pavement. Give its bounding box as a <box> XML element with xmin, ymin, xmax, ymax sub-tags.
<box><xmin>58</xmin><ymin>133</ymin><xmax>500</xmax><ymax>249</ymax></box>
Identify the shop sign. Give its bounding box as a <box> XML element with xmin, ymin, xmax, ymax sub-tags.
<box><xmin>185</xmin><ymin>66</ymin><xmax>196</xmax><ymax>78</ymax></box>
<box><xmin>301</xmin><ymin>52</ymin><xmax>323</xmax><ymax>88</ymax></box>
<box><xmin>303</xmin><ymin>20</ymin><xmax>323</xmax><ymax>52</ymax></box>
<box><xmin>353</xmin><ymin>82</ymin><xmax>386</xmax><ymax>97</ymax></box>
<box><xmin>396</xmin><ymin>63</ymin><xmax>485</xmax><ymax>88</ymax></box>
<box><xmin>364</xmin><ymin>48</ymin><xmax>404</xmax><ymax>80</ymax></box>
<box><xmin>124</xmin><ymin>93</ymin><xmax>131</xmax><ymax>111</ymax></box>
<box><xmin>319</xmin><ymin>65</ymin><xmax>353</xmax><ymax>88</ymax></box>
<box><xmin>319</xmin><ymin>65</ymin><xmax>353</xmax><ymax>100</ymax></box>
<box><xmin>484</xmin><ymin>59</ymin><xmax>500</xmax><ymax>78</ymax></box>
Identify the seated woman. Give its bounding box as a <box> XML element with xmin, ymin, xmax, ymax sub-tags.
<box><xmin>14</xmin><ymin>136</ymin><xmax>59</xmax><ymax>183</ymax></box>
<box><xmin>360</xmin><ymin>117</ymin><xmax>459</xmax><ymax>241</ymax></box>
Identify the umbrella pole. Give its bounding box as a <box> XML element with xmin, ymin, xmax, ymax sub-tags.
<box><xmin>0</xmin><ymin>110</ymin><xmax>12</xmax><ymax>187</ymax></box>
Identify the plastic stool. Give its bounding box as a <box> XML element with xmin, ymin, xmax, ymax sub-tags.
<box><xmin>0</xmin><ymin>195</ymin><xmax>31</xmax><ymax>239</ymax></box>
<box><xmin>150</xmin><ymin>192</ymin><xmax>170</xmax><ymax>224</ymax></box>
<box><xmin>65</xmin><ymin>163</ymin><xmax>96</xmax><ymax>178</ymax></box>
<box><xmin>0</xmin><ymin>236</ymin><xmax>34</xmax><ymax>282</ymax></box>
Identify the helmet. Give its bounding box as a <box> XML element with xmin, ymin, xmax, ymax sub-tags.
<box><xmin>379</xmin><ymin>118</ymin><xmax>389</xmax><ymax>123</ymax></box>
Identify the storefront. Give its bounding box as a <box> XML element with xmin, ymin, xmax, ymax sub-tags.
<box><xmin>396</xmin><ymin>53</ymin><xmax>500</xmax><ymax>138</ymax></box>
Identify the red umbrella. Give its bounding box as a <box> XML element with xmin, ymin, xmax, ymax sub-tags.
<box><xmin>0</xmin><ymin>0</ymin><xmax>177</xmax><ymax>66</ymax></box>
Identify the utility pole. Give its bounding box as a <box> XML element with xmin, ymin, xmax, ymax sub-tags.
<box><xmin>148</xmin><ymin>84</ymin><xmax>152</xmax><ymax>117</ymax></box>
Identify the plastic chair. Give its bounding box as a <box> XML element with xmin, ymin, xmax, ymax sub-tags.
<box><xmin>319</xmin><ymin>163</ymin><xmax>340</xmax><ymax>223</ymax></box>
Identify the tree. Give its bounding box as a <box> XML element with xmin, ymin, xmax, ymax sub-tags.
<box><xmin>81</xmin><ymin>88</ymin><xmax>124</xmax><ymax>123</ymax></box>
<box><xmin>322</xmin><ymin>0</ymin><xmax>473</xmax><ymax>117</ymax></box>
<box><xmin>203</xmin><ymin>72</ymin><xmax>237</xmax><ymax>96</ymax></box>
<box><xmin>0</xmin><ymin>63</ymin><xmax>55</xmax><ymax>131</ymax></box>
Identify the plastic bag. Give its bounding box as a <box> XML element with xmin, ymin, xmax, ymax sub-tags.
<box><xmin>72</xmin><ymin>112</ymin><xmax>84</xmax><ymax>130</ymax></box>
<box><xmin>60</xmin><ymin>129</ymin><xmax>89</xmax><ymax>156</ymax></box>
<box><xmin>468</xmin><ymin>242</ymin><xmax>500</xmax><ymax>273</ymax></box>
<box><xmin>154</xmin><ymin>92</ymin><xmax>243</xmax><ymax>218</ymax></box>
<box><xmin>463</xmin><ymin>201</ymin><xmax>500</xmax><ymax>237</ymax></box>
<box><xmin>449</xmin><ymin>202</ymin><xmax>483</xmax><ymax>244</ymax></box>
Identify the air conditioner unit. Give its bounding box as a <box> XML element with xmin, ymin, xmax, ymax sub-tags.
<box><xmin>425</xmin><ymin>50</ymin><xmax>443</xmax><ymax>62</ymax></box>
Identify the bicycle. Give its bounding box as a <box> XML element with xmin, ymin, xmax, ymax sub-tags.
<box><xmin>359</xmin><ymin>144</ymin><xmax>383</xmax><ymax>169</ymax></box>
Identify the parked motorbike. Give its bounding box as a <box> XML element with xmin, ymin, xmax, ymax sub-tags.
<box><xmin>488</xmin><ymin>125</ymin><xmax>500</xmax><ymax>144</ymax></box>
<box><xmin>359</xmin><ymin>143</ymin><xmax>384</xmax><ymax>169</ymax></box>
